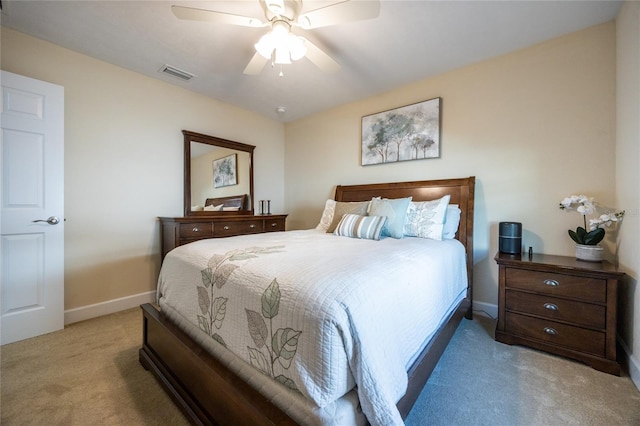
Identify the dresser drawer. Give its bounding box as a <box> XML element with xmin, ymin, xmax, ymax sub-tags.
<box><xmin>505</xmin><ymin>268</ymin><xmax>606</xmax><ymax>303</ymax></box>
<box><xmin>179</xmin><ymin>222</ymin><xmax>213</xmax><ymax>238</ymax></box>
<box><xmin>214</xmin><ymin>220</ymin><xmax>263</xmax><ymax>237</ymax></box>
<box><xmin>505</xmin><ymin>290</ymin><xmax>605</xmax><ymax>329</ymax></box>
<box><xmin>264</xmin><ymin>217</ymin><xmax>285</xmax><ymax>232</ymax></box>
<box><xmin>506</xmin><ymin>312</ymin><xmax>605</xmax><ymax>356</ymax></box>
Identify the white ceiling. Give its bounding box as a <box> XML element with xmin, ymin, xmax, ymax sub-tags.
<box><xmin>0</xmin><ymin>0</ymin><xmax>622</xmax><ymax>122</ymax></box>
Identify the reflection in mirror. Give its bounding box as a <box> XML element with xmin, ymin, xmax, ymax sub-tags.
<box><xmin>190</xmin><ymin>144</ymin><xmax>251</xmax><ymax>210</ymax></box>
<box><xmin>183</xmin><ymin>130</ymin><xmax>255</xmax><ymax>216</ymax></box>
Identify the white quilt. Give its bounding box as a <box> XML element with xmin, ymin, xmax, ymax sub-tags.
<box><xmin>157</xmin><ymin>229</ymin><xmax>468</xmax><ymax>426</ymax></box>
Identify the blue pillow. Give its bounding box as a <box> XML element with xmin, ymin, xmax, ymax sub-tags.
<box><xmin>368</xmin><ymin>197</ymin><xmax>412</xmax><ymax>239</ymax></box>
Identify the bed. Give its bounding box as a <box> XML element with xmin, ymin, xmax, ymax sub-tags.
<box><xmin>204</xmin><ymin>194</ymin><xmax>248</xmax><ymax>210</ymax></box>
<box><xmin>140</xmin><ymin>176</ymin><xmax>475</xmax><ymax>425</ymax></box>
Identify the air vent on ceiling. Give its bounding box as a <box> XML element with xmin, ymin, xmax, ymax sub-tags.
<box><xmin>159</xmin><ymin>64</ymin><xmax>195</xmax><ymax>81</ymax></box>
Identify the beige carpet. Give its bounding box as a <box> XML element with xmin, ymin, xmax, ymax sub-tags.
<box><xmin>405</xmin><ymin>314</ymin><xmax>640</xmax><ymax>426</ymax></box>
<box><xmin>0</xmin><ymin>308</ymin><xmax>188</xmax><ymax>425</ymax></box>
<box><xmin>1</xmin><ymin>307</ymin><xmax>639</xmax><ymax>425</ymax></box>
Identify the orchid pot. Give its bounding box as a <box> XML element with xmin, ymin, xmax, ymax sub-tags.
<box><xmin>575</xmin><ymin>244</ymin><xmax>604</xmax><ymax>262</ymax></box>
<box><xmin>559</xmin><ymin>195</ymin><xmax>624</xmax><ymax>262</ymax></box>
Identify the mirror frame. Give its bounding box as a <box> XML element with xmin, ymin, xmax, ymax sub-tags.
<box><xmin>183</xmin><ymin>130</ymin><xmax>255</xmax><ymax>217</ymax></box>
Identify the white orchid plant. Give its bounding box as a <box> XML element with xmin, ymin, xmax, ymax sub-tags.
<box><xmin>559</xmin><ymin>195</ymin><xmax>625</xmax><ymax>245</ymax></box>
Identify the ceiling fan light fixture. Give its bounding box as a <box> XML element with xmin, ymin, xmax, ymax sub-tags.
<box><xmin>274</xmin><ymin>46</ymin><xmax>292</xmax><ymax>64</ymax></box>
<box><xmin>271</xmin><ymin>20</ymin><xmax>290</xmax><ymax>40</ymax></box>
<box><xmin>255</xmin><ymin>33</ymin><xmax>274</xmax><ymax>58</ymax></box>
<box><xmin>255</xmin><ymin>19</ymin><xmax>306</xmax><ymax>65</ymax></box>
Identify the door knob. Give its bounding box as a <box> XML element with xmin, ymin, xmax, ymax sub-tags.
<box><xmin>32</xmin><ymin>216</ymin><xmax>60</xmax><ymax>225</ymax></box>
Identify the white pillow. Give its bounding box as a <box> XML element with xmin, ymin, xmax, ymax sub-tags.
<box><xmin>403</xmin><ymin>195</ymin><xmax>451</xmax><ymax>240</ymax></box>
<box><xmin>442</xmin><ymin>205</ymin><xmax>462</xmax><ymax>239</ymax></box>
<box><xmin>316</xmin><ymin>199</ymin><xmax>336</xmax><ymax>232</ymax></box>
<box><xmin>204</xmin><ymin>204</ymin><xmax>224</xmax><ymax>211</ymax></box>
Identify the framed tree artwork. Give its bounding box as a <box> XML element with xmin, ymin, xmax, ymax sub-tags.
<box><xmin>213</xmin><ymin>153</ymin><xmax>237</xmax><ymax>188</ymax></box>
<box><xmin>361</xmin><ymin>97</ymin><xmax>441</xmax><ymax>166</ymax></box>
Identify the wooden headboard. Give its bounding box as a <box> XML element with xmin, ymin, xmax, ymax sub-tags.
<box><xmin>204</xmin><ymin>194</ymin><xmax>248</xmax><ymax>209</ymax></box>
<box><xmin>334</xmin><ymin>177</ymin><xmax>475</xmax><ymax>310</ymax></box>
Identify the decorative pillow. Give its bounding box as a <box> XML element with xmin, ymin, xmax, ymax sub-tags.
<box><xmin>204</xmin><ymin>204</ymin><xmax>224</xmax><ymax>211</ymax></box>
<box><xmin>315</xmin><ymin>199</ymin><xmax>336</xmax><ymax>232</ymax></box>
<box><xmin>326</xmin><ymin>201</ymin><xmax>370</xmax><ymax>233</ymax></box>
<box><xmin>333</xmin><ymin>214</ymin><xmax>387</xmax><ymax>241</ymax></box>
<box><xmin>442</xmin><ymin>205</ymin><xmax>461</xmax><ymax>239</ymax></box>
<box><xmin>404</xmin><ymin>195</ymin><xmax>451</xmax><ymax>240</ymax></box>
<box><xmin>368</xmin><ymin>197</ymin><xmax>412</xmax><ymax>239</ymax></box>
<box><xmin>222</xmin><ymin>206</ymin><xmax>240</xmax><ymax>211</ymax></box>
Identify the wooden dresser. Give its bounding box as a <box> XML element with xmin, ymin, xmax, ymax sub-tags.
<box><xmin>495</xmin><ymin>252</ymin><xmax>625</xmax><ymax>375</ymax></box>
<box><xmin>160</xmin><ymin>215</ymin><xmax>287</xmax><ymax>259</ymax></box>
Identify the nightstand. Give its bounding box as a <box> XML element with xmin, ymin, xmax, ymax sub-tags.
<box><xmin>495</xmin><ymin>252</ymin><xmax>625</xmax><ymax>375</ymax></box>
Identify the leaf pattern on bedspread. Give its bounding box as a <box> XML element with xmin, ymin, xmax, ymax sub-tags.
<box><xmin>195</xmin><ymin>245</ymin><xmax>301</xmax><ymax>392</ymax></box>
<box><xmin>246</xmin><ymin>279</ymin><xmax>302</xmax><ymax>392</ymax></box>
<box><xmin>196</xmin><ymin>245</ymin><xmax>284</xmax><ymax>348</ymax></box>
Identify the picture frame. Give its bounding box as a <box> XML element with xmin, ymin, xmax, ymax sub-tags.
<box><xmin>361</xmin><ymin>97</ymin><xmax>441</xmax><ymax>166</ymax></box>
<box><xmin>213</xmin><ymin>153</ymin><xmax>237</xmax><ymax>188</ymax></box>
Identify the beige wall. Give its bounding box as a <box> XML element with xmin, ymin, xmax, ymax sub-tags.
<box><xmin>285</xmin><ymin>22</ymin><xmax>617</xmax><ymax>311</ymax></box>
<box><xmin>616</xmin><ymin>1</ymin><xmax>640</xmax><ymax>387</ymax></box>
<box><xmin>1</xmin><ymin>27</ymin><xmax>285</xmax><ymax>310</ymax></box>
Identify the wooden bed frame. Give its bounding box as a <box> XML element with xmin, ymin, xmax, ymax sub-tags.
<box><xmin>204</xmin><ymin>194</ymin><xmax>248</xmax><ymax>210</ymax></box>
<box><xmin>140</xmin><ymin>176</ymin><xmax>475</xmax><ymax>425</ymax></box>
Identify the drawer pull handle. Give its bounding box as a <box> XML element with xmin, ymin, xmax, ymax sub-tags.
<box><xmin>543</xmin><ymin>303</ymin><xmax>559</xmax><ymax>311</ymax></box>
<box><xmin>543</xmin><ymin>327</ymin><xmax>558</xmax><ymax>335</ymax></box>
<box><xmin>249</xmin><ymin>224</ymin><xmax>256</xmax><ymax>228</ymax></box>
<box><xmin>271</xmin><ymin>223</ymin><xmax>277</xmax><ymax>227</ymax></box>
<box><xmin>224</xmin><ymin>226</ymin><xmax>230</xmax><ymax>230</ymax></box>
<box><xmin>192</xmin><ymin>227</ymin><xmax>199</xmax><ymax>232</ymax></box>
<box><xmin>543</xmin><ymin>279</ymin><xmax>559</xmax><ymax>287</ymax></box>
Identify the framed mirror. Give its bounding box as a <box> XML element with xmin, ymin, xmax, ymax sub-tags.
<box><xmin>183</xmin><ymin>130</ymin><xmax>255</xmax><ymax>216</ymax></box>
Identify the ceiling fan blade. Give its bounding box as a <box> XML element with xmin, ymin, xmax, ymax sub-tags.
<box><xmin>302</xmin><ymin>38</ymin><xmax>340</xmax><ymax>73</ymax></box>
<box><xmin>243</xmin><ymin>52</ymin><xmax>269</xmax><ymax>75</ymax></box>
<box><xmin>298</xmin><ymin>0</ymin><xmax>380</xmax><ymax>29</ymax></box>
<box><xmin>171</xmin><ymin>5</ymin><xmax>266</xmax><ymax>27</ymax></box>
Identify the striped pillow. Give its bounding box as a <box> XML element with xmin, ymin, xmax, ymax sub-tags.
<box><xmin>333</xmin><ymin>214</ymin><xmax>387</xmax><ymax>240</ymax></box>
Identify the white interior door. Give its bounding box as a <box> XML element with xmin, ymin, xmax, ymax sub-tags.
<box><xmin>1</xmin><ymin>71</ymin><xmax>64</xmax><ymax>345</ymax></box>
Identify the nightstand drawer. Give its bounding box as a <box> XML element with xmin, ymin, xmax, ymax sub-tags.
<box><xmin>264</xmin><ymin>217</ymin><xmax>285</xmax><ymax>232</ymax></box>
<box><xmin>505</xmin><ymin>268</ymin><xmax>606</xmax><ymax>303</ymax></box>
<box><xmin>506</xmin><ymin>312</ymin><xmax>605</xmax><ymax>356</ymax></box>
<box><xmin>505</xmin><ymin>290</ymin><xmax>605</xmax><ymax>329</ymax></box>
<box><xmin>179</xmin><ymin>223</ymin><xmax>213</xmax><ymax>238</ymax></box>
<box><xmin>214</xmin><ymin>220</ymin><xmax>263</xmax><ymax>237</ymax></box>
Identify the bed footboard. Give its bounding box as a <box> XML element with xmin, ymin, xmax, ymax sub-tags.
<box><xmin>139</xmin><ymin>303</ymin><xmax>298</xmax><ymax>426</ymax></box>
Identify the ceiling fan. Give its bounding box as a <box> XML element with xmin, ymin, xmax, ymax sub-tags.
<box><xmin>171</xmin><ymin>0</ymin><xmax>380</xmax><ymax>75</ymax></box>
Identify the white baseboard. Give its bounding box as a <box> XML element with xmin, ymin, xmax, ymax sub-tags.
<box><xmin>472</xmin><ymin>300</ymin><xmax>498</xmax><ymax>320</ymax></box>
<box><xmin>618</xmin><ymin>337</ymin><xmax>640</xmax><ymax>392</ymax></box>
<box><xmin>628</xmin><ymin>353</ymin><xmax>640</xmax><ymax>392</ymax></box>
<box><xmin>64</xmin><ymin>290</ymin><xmax>156</xmax><ymax>325</ymax></box>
